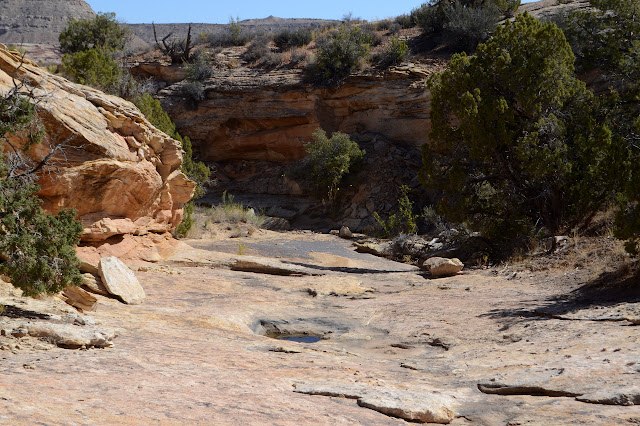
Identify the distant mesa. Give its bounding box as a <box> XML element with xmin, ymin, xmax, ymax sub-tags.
<box><xmin>0</xmin><ymin>0</ymin><xmax>95</xmax><ymax>44</ymax></box>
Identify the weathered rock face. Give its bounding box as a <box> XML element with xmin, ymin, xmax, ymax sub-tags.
<box><xmin>0</xmin><ymin>45</ymin><xmax>196</xmax><ymax>241</ymax></box>
<box><xmin>0</xmin><ymin>0</ymin><xmax>95</xmax><ymax>44</ymax></box>
<box><xmin>155</xmin><ymin>64</ymin><xmax>436</xmax><ymax>163</ymax></box>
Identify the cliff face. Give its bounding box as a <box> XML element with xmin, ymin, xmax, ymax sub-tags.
<box><xmin>0</xmin><ymin>0</ymin><xmax>95</xmax><ymax>44</ymax></box>
<box><xmin>154</xmin><ymin>65</ymin><xmax>436</xmax><ymax>163</ymax></box>
<box><xmin>0</xmin><ymin>45</ymin><xmax>195</xmax><ymax>242</ymax></box>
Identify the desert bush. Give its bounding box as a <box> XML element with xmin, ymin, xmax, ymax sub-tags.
<box><xmin>303</xmin><ymin>129</ymin><xmax>365</xmax><ymax>201</ymax></box>
<box><xmin>61</xmin><ymin>48</ymin><xmax>121</xmax><ymax>92</ymax></box>
<box><xmin>305</xmin><ymin>26</ymin><xmax>371</xmax><ymax>86</ymax></box>
<box><xmin>388</xmin><ymin>22</ymin><xmax>402</xmax><ymax>35</ymax></box>
<box><xmin>374</xmin><ymin>185</ymin><xmax>418</xmax><ymax>237</ymax></box>
<box><xmin>273</xmin><ymin>28</ymin><xmax>313</xmax><ymax>50</ymax></box>
<box><xmin>444</xmin><ymin>1</ymin><xmax>501</xmax><ymax>52</ymax></box>
<box><xmin>412</xmin><ymin>3</ymin><xmax>444</xmax><ymax>34</ymax></box>
<box><xmin>289</xmin><ymin>49</ymin><xmax>308</xmax><ymax>66</ymax></box>
<box><xmin>0</xmin><ymin>82</ymin><xmax>83</xmax><ymax>296</ymax></box>
<box><xmin>395</xmin><ymin>14</ymin><xmax>414</xmax><ymax>29</ymax></box>
<box><xmin>375</xmin><ymin>37</ymin><xmax>409</xmax><ymax>68</ymax></box>
<box><xmin>342</xmin><ymin>12</ymin><xmax>363</xmax><ymax>25</ymax></box>
<box><xmin>59</xmin><ymin>12</ymin><xmax>129</xmax><ymax>54</ymax></box>
<box><xmin>180</xmin><ymin>80</ymin><xmax>205</xmax><ymax>109</ymax></box>
<box><xmin>185</xmin><ymin>49</ymin><xmax>213</xmax><ymax>81</ymax></box>
<box><xmin>376</xmin><ymin>20</ymin><xmax>392</xmax><ymax>31</ymax></box>
<box><xmin>208</xmin><ymin>17</ymin><xmax>252</xmax><ymax>47</ymax></box>
<box><xmin>242</xmin><ymin>35</ymin><xmax>271</xmax><ymax>62</ymax></box>
<box><xmin>209</xmin><ymin>191</ymin><xmax>265</xmax><ymax>225</ymax></box>
<box><xmin>363</xmin><ymin>27</ymin><xmax>384</xmax><ymax>47</ymax></box>
<box><xmin>422</xmin><ymin>13</ymin><xmax>629</xmax><ymax>258</ymax></box>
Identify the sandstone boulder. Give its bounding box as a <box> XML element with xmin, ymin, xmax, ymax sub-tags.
<box><xmin>81</xmin><ymin>273</ymin><xmax>110</xmax><ymax>296</ymax></box>
<box><xmin>0</xmin><ymin>45</ymin><xmax>196</xmax><ymax>242</ymax></box>
<box><xmin>61</xmin><ymin>286</ymin><xmax>97</xmax><ymax>312</ymax></box>
<box><xmin>339</xmin><ymin>226</ymin><xmax>353</xmax><ymax>239</ymax></box>
<box><xmin>421</xmin><ymin>257</ymin><xmax>464</xmax><ymax>277</ymax></box>
<box><xmin>98</xmin><ymin>257</ymin><xmax>145</xmax><ymax>304</ymax></box>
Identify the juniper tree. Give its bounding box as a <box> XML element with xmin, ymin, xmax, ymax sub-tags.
<box><xmin>0</xmin><ymin>77</ymin><xmax>83</xmax><ymax>296</ymax></box>
<box><xmin>422</xmin><ymin>13</ymin><xmax>629</xmax><ymax>256</ymax></box>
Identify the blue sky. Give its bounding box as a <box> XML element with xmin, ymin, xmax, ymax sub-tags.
<box><xmin>86</xmin><ymin>0</ymin><xmax>537</xmax><ymax>24</ymax></box>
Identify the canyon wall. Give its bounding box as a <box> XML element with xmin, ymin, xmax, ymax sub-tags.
<box><xmin>154</xmin><ymin>65</ymin><xmax>435</xmax><ymax>163</ymax></box>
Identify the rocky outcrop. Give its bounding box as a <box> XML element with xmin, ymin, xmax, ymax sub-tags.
<box><xmin>519</xmin><ymin>0</ymin><xmax>590</xmax><ymax>20</ymax></box>
<box><xmin>155</xmin><ymin>64</ymin><xmax>436</xmax><ymax>163</ymax></box>
<box><xmin>0</xmin><ymin>45</ymin><xmax>196</xmax><ymax>241</ymax></box>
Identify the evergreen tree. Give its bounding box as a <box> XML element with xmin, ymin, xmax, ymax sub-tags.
<box><xmin>422</xmin><ymin>13</ymin><xmax>629</xmax><ymax>256</ymax></box>
<box><xmin>0</xmin><ymin>85</ymin><xmax>83</xmax><ymax>296</ymax></box>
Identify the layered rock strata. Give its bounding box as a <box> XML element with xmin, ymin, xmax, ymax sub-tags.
<box><xmin>0</xmin><ymin>45</ymin><xmax>195</xmax><ymax>241</ymax></box>
<box><xmin>153</xmin><ymin>64</ymin><xmax>437</xmax><ymax>163</ymax></box>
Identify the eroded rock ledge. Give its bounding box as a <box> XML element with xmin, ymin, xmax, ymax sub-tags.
<box><xmin>0</xmin><ymin>45</ymin><xmax>196</xmax><ymax>242</ymax></box>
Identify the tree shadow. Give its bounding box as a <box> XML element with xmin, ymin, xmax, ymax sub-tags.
<box><xmin>480</xmin><ymin>265</ymin><xmax>640</xmax><ymax>324</ymax></box>
<box><xmin>1</xmin><ymin>304</ymin><xmax>50</xmax><ymax>320</ymax></box>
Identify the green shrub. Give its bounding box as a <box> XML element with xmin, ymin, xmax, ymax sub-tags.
<box><xmin>374</xmin><ymin>185</ymin><xmax>418</xmax><ymax>237</ymax></box>
<box><xmin>376</xmin><ymin>20</ymin><xmax>392</xmax><ymax>31</ymax></box>
<box><xmin>0</xmin><ymin>87</ymin><xmax>83</xmax><ymax>297</ymax></box>
<box><xmin>305</xmin><ymin>26</ymin><xmax>371</xmax><ymax>86</ymax></box>
<box><xmin>289</xmin><ymin>49</ymin><xmax>308</xmax><ymax>66</ymax></box>
<box><xmin>208</xmin><ymin>17</ymin><xmax>252</xmax><ymax>47</ymax></box>
<box><xmin>61</xmin><ymin>48</ymin><xmax>121</xmax><ymax>92</ymax></box>
<box><xmin>180</xmin><ymin>80</ymin><xmax>205</xmax><ymax>108</ymax></box>
<box><xmin>273</xmin><ymin>28</ymin><xmax>313</xmax><ymax>50</ymax></box>
<box><xmin>242</xmin><ymin>35</ymin><xmax>271</xmax><ymax>63</ymax></box>
<box><xmin>395</xmin><ymin>14</ymin><xmax>414</xmax><ymax>29</ymax></box>
<box><xmin>208</xmin><ymin>191</ymin><xmax>266</xmax><ymax>225</ymax></box>
<box><xmin>59</xmin><ymin>12</ymin><xmax>129</xmax><ymax>54</ymax></box>
<box><xmin>132</xmin><ymin>92</ymin><xmax>176</xmax><ymax>136</ymax></box>
<box><xmin>422</xmin><ymin>13</ymin><xmax>629</xmax><ymax>257</ymax></box>
<box><xmin>566</xmin><ymin>0</ymin><xmax>640</xmax><ymax>253</ymax></box>
<box><xmin>413</xmin><ymin>3</ymin><xmax>444</xmax><ymax>33</ymax></box>
<box><xmin>443</xmin><ymin>1</ymin><xmax>501</xmax><ymax>52</ymax></box>
<box><xmin>303</xmin><ymin>129</ymin><xmax>365</xmax><ymax>201</ymax></box>
<box><xmin>376</xmin><ymin>37</ymin><xmax>409</xmax><ymax>68</ymax></box>
<box><xmin>185</xmin><ymin>49</ymin><xmax>213</xmax><ymax>81</ymax></box>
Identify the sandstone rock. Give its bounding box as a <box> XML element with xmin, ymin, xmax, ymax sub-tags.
<box><xmin>81</xmin><ymin>273</ymin><xmax>110</xmax><ymax>297</ymax></box>
<box><xmin>294</xmin><ymin>383</ymin><xmax>456</xmax><ymax>424</ymax></box>
<box><xmin>61</xmin><ymin>286</ymin><xmax>97</xmax><ymax>312</ymax></box>
<box><xmin>0</xmin><ymin>45</ymin><xmax>196</xmax><ymax>242</ymax></box>
<box><xmin>577</xmin><ymin>387</ymin><xmax>640</xmax><ymax>406</ymax></box>
<box><xmin>159</xmin><ymin>66</ymin><xmax>432</xmax><ymax>163</ymax></box>
<box><xmin>98</xmin><ymin>257</ymin><xmax>146</xmax><ymax>305</ymax></box>
<box><xmin>23</xmin><ymin>322</ymin><xmax>115</xmax><ymax>348</ymax></box>
<box><xmin>339</xmin><ymin>226</ymin><xmax>353</xmax><ymax>239</ymax></box>
<box><xmin>421</xmin><ymin>257</ymin><xmax>463</xmax><ymax>277</ymax></box>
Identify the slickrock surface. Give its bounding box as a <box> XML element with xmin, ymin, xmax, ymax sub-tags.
<box><xmin>0</xmin><ymin>231</ymin><xmax>638</xmax><ymax>424</ymax></box>
<box><xmin>0</xmin><ymin>45</ymin><xmax>195</xmax><ymax>242</ymax></box>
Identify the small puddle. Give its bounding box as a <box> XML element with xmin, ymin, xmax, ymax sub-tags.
<box><xmin>277</xmin><ymin>335</ymin><xmax>322</xmax><ymax>343</ymax></box>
